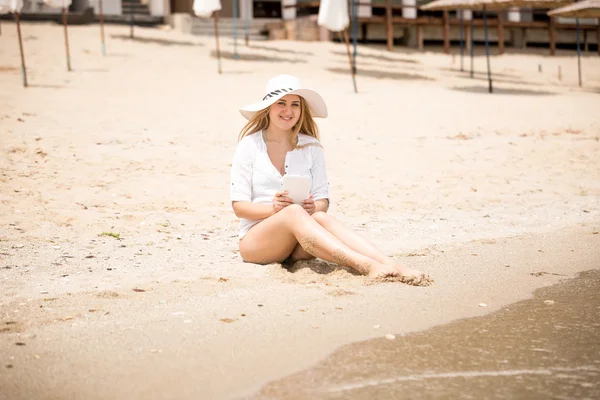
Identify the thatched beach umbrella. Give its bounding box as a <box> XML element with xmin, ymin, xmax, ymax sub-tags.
<box><xmin>318</xmin><ymin>0</ymin><xmax>358</xmax><ymax>93</ymax></box>
<box><xmin>43</xmin><ymin>0</ymin><xmax>73</xmax><ymax>71</ymax></box>
<box><xmin>549</xmin><ymin>0</ymin><xmax>600</xmax><ymax>87</ymax></box>
<box><xmin>193</xmin><ymin>0</ymin><xmax>223</xmax><ymax>74</ymax></box>
<box><xmin>422</xmin><ymin>0</ymin><xmax>511</xmax><ymax>93</ymax></box>
<box><xmin>549</xmin><ymin>0</ymin><xmax>600</xmax><ymax>16</ymax></box>
<box><xmin>422</xmin><ymin>0</ymin><xmax>573</xmax><ymax>93</ymax></box>
<box><xmin>0</xmin><ymin>0</ymin><xmax>27</xmax><ymax>87</ymax></box>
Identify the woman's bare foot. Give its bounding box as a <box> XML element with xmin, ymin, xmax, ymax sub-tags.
<box><xmin>366</xmin><ymin>262</ymin><xmax>433</xmax><ymax>286</ymax></box>
<box><xmin>367</xmin><ymin>263</ymin><xmax>399</xmax><ymax>279</ymax></box>
<box><xmin>391</xmin><ymin>264</ymin><xmax>434</xmax><ymax>286</ymax></box>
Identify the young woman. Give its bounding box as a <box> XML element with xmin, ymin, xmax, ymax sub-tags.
<box><xmin>230</xmin><ymin>75</ymin><xmax>432</xmax><ymax>286</ymax></box>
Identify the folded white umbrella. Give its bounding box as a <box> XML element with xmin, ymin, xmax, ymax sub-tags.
<box><xmin>318</xmin><ymin>0</ymin><xmax>349</xmax><ymax>32</ymax></box>
<box><xmin>194</xmin><ymin>0</ymin><xmax>223</xmax><ymax>74</ymax></box>
<box><xmin>0</xmin><ymin>0</ymin><xmax>27</xmax><ymax>87</ymax></box>
<box><xmin>0</xmin><ymin>0</ymin><xmax>23</xmax><ymax>13</ymax></box>
<box><xmin>193</xmin><ymin>0</ymin><xmax>221</xmax><ymax>18</ymax></box>
<box><xmin>318</xmin><ymin>0</ymin><xmax>357</xmax><ymax>93</ymax></box>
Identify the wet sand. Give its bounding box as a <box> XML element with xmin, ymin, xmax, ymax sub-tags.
<box><xmin>254</xmin><ymin>269</ymin><xmax>600</xmax><ymax>399</ymax></box>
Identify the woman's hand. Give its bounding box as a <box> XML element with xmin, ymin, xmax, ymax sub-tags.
<box><xmin>272</xmin><ymin>191</ymin><xmax>294</xmax><ymax>214</ymax></box>
<box><xmin>302</xmin><ymin>195</ymin><xmax>316</xmax><ymax>215</ymax></box>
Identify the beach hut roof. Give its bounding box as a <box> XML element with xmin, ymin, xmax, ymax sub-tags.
<box><xmin>420</xmin><ymin>0</ymin><xmax>573</xmax><ymax>11</ymax></box>
<box><xmin>547</xmin><ymin>0</ymin><xmax>600</xmax><ymax>17</ymax></box>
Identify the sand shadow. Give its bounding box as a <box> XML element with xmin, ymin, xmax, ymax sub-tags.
<box><xmin>0</xmin><ymin>66</ymin><xmax>19</xmax><ymax>72</ymax></box>
<box><xmin>106</xmin><ymin>53</ymin><xmax>131</xmax><ymax>58</ymax></box>
<box><xmin>440</xmin><ymin>66</ymin><xmax>517</xmax><ymax>79</ymax></box>
<box><xmin>247</xmin><ymin>44</ymin><xmax>313</xmax><ymax>56</ymax></box>
<box><xmin>110</xmin><ymin>34</ymin><xmax>202</xmax><ymax>47</ymax></box>
<box><xmin>327</xmin><ymin>66</ymin><xmax>434</xmax><ymax>81</ymax></box>
<box><xmin>354</xmin><ymin>61</ymin><xmax>422</xmax><ymax>73</ymax></box>
<box><xmin>285</xmin><ymin>259</ymin><xmax>360</xmax><ymax>276</ymax></box>
<box><xmin>211</xmin><ymin>50</ymin><xmax>307</xmax><ymax>63</ymax></box>
<box><xmin>451</xmin><ymin>85</ymin><xmax>556</xmax><ymax>96</ymax></box>
<box><xmin>466</xmin><ymin>73</ymin><xmax>547</xmax><ymax>88</ymax></box>
<box><xmin>27</xmin><ymin>84</ymin><xmax>67</xmax><ymax>89</ymax></box>
<box><xmin>332</xmin><ymin>50</ymin><xmax>419</xmax><ymax>64</ymax></box>
<box><xmin>222</xmin><ymin>70</ymin><xmax>254</xmax><ymax>75</ymax></box>
<box><xmin>75</xmin><ymin>68</ymin><xmax>109</xmax><ymax>73</ymax></box>
<box><xmin>443</xmin><ymin>67</ymin><xmax>559</xmax><ymax>88</ymax></box>
<box><xmin>581</xmin><ymin>87</ymin><xmax>600</xmax><ymax>94</ymax></box>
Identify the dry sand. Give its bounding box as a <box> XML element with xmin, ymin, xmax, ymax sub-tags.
<box><xmin>1</xmin><ymin>21</ymin><xmax>599</xmax><ymax>400</ymax></box>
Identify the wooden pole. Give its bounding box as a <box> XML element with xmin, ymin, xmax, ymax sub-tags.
<box><xmin>459</xmin><ymin>11</ymin><xmax>464</xmax><ymax>71</ymax></box>
<box><xmin>342</xmin><ymin>30</ymin><xmax>358</xmax><ymax>93</ymax></box>
<box><xmin>465</xmin><ymin>14</ymin><xmax>471</xmax><ymax>52</ymax></box>
<box><xmin>233</xmin><ymin>0</ymin><xmax>238</xmax><ymax>59</ymax></box>
<box><xmin>62</xmin><ymin>7</ymin><xmax>72</xmax><ymax>71</ymax></box>
<box><xmin>470</xmin><ymin>15</ymin><xmax>474</xmax><ymax>78</ymax></box>
<box><xmin>548</xmin><ymin>16</ymin><xmax>556</xmax><ymax>56</ymax></box>
<box><xmin>99</xmin><ymin>0</ymin><xmax>106</xmax><ymax>55</ymax></box>
<box><xmin>576</xmin><ymin>18</ymin><xmax>582</xmax><ymax>87</ymax></box>
<box><xmin>351</xmin><ymin>0</ymin><xmax>358</xmax><ymax>64</ymax></box>
<box><xmin>15</xmin><ymin>13</ymin><xmax>28</xmax><ymax>88</ymax></box>
<box><xmin>385</xmin><ymin>0</ymin><xmax>392</xmax><ymax>51</ymax></box>
<box><xmin>597</xmin><ymin>25</ymin><xmax>600</xmax><ymax>56</ymax></box>
<box><xmin>130</xmin><ymin>0</ymin><xmax>134</xmax><ymax>39</ymax></box>
<box><xmin>443</xmin><ymin>10</ymin><xmax>450</xmax><ymax>54</ymax></box>
<box><xmin>361</xmin><ymin>23</ymin><xmax>367</xmax><ymax>43</ymax></box>
<box><xmin>483</xmin><ymin>5</ymin><xmax>492</xmax><ymax>93</ymax></box>
<box><xmin>497</xmin><ymin>11</ymin><xmax>504</xmax><ymax>55</ymax></box>
<box><xmin>213</xmin><ymin>11</ymin><xmax>222</xmax><ymax>74</ymax></box>
<box><xmin>244</xmin><ymin>0</ymin><xmax>250</xmax><ymax>46</ymax></box>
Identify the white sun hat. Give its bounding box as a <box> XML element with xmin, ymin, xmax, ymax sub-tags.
<box><xmin>239</xmin><ymin>75</ymin><xmax>328</xmax><ymax>120</ymax></box>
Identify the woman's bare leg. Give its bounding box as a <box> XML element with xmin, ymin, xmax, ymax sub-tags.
<box><xmin>311</xmin><ymin>211</ymin><xmax>433</xmax><ymax>284</ymax></box>
<box><xmin>239</xmin><ymin>204</ymin><xmax>397</xmax><ymax>278</ymax></box>
<box><xmin>287</xmin><ymin>243</ymin><xmax>315</xmax><ymax>264</ymax></box>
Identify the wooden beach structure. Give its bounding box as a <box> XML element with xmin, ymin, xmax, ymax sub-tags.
<box><xmin>549</xmin><ymin>0</ymin><xmax>600</xmax><ymax>56</ymax></box>
<box><xmin>165</xmin><ymin>0</ymin><xmax>599</xmax><ymax>56</ymax></box>
<box><xmin>548</xmin><ymin>0</ymin><xmax>600</xmax><ymax>86</ymax></box>
<box><xmin>4</xmin><ymin>0</ymin><xmax>598</xmax><ymax>54</ymax></box>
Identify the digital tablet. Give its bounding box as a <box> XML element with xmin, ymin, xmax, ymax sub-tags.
<box><xmin>282</xmin><ymin>174</ymin><xmax>312</xmax><ymax>204</ymax></box>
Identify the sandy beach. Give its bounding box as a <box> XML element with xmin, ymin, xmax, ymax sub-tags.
<box><xmin>1</xmin><ymin>21</ymin><xmax>599</xmax><ymax>399</ymax></box>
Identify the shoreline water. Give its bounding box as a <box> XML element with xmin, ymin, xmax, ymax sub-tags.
<box><xmin>252</xmin><ymin>267</ymin><xmax>600</xmax><ymax>400</ymax></box>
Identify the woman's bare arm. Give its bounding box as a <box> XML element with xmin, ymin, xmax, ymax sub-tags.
<box><xmin>315</xmin><ymin>199</ymin><xmax>329</xmax><ymax>213</ymax></box>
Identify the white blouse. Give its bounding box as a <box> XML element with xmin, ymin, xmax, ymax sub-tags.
<box><xmin>230</xmin><ymin>131</ymin><xmax>330</xmax><ymax>238</ymax></box>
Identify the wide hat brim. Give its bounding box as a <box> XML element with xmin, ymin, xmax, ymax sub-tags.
<box><xmin>239</xmin><ymin>88</ymin><xmax>328</xmax><ymax>120</ymax></box>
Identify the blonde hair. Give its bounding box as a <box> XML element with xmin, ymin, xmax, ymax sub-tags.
<box><xmin>238</xmin><ymin>97</ymin><xmax>321</xmax><ymax>149</ymax></box>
